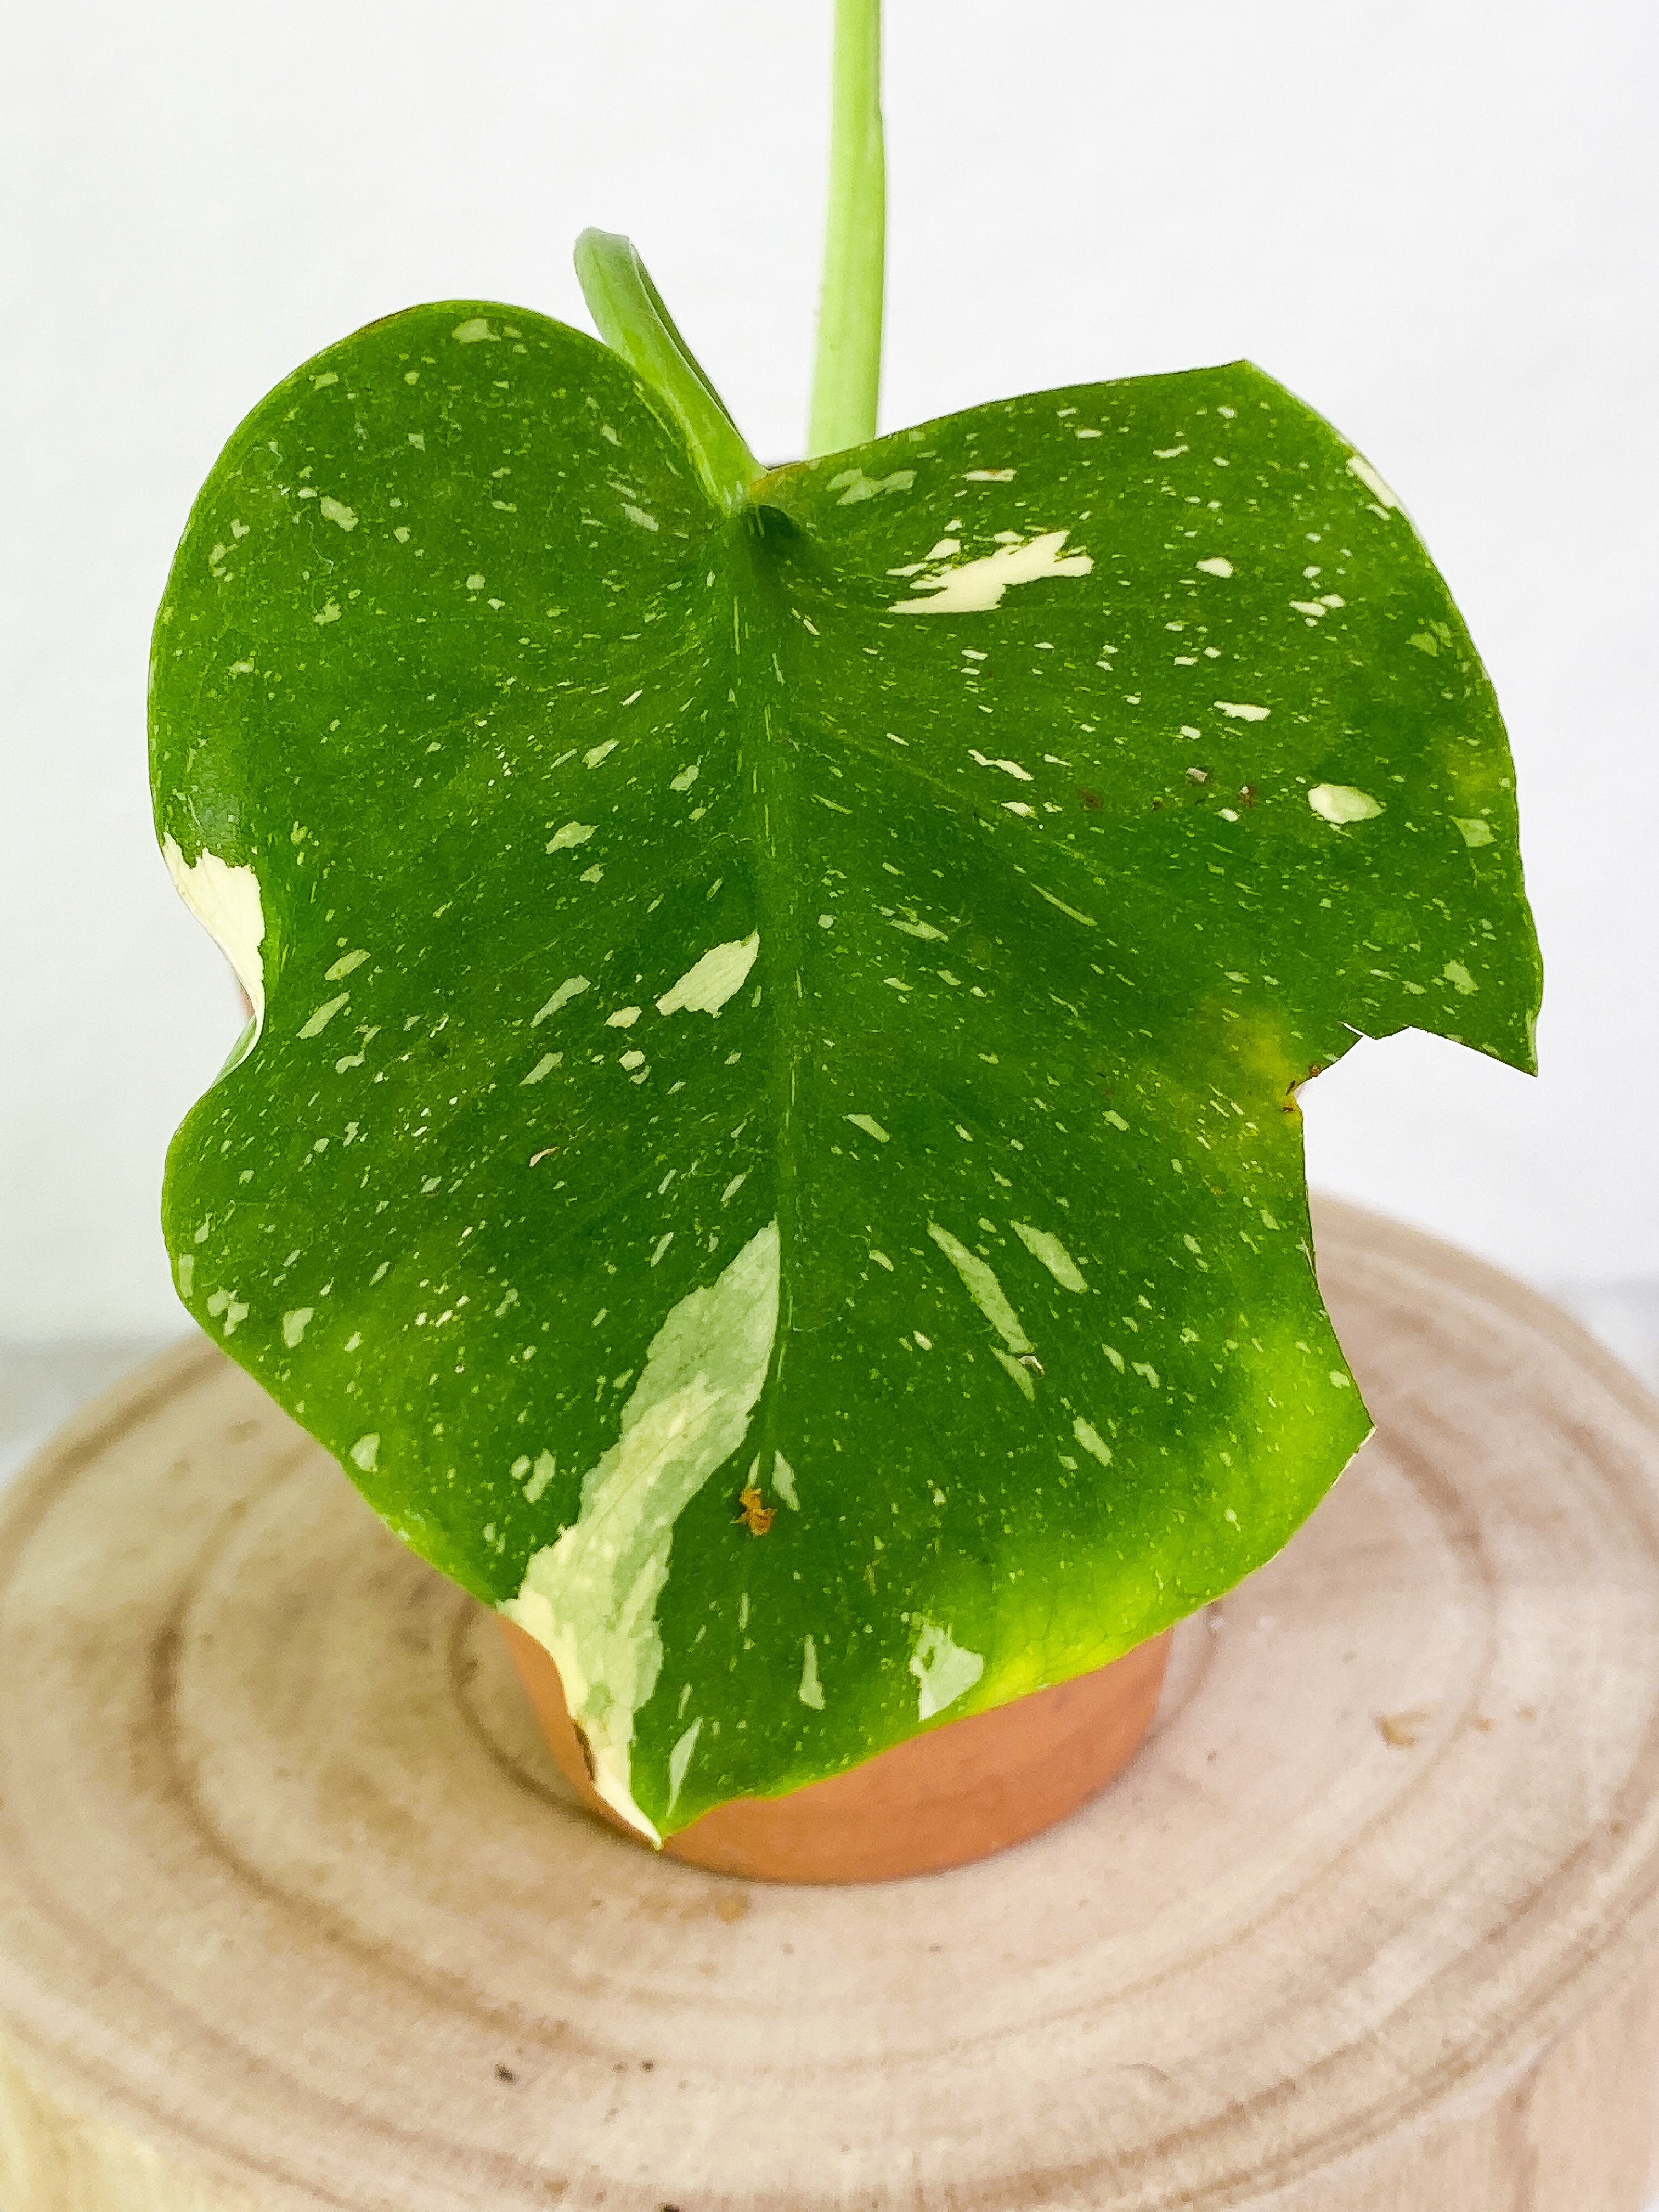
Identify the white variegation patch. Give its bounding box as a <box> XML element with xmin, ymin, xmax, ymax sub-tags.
<box><xmin>1308</xmin><ymin>784</ymin><xmax>1384</xmax><ymax>826</ymax></box>
<box><xmin>1012</xmin><ymin>1221</ymin><xmax>1087</xmax><ymax>1292</ymax></box>
<box><xmin>890</xmin><ymin>529</ymin><xmax>1092</xmax><ymax>615</ymax></box>
<box><xmin>657</xmin><ymin>932</ymin><xmax>760</xmax><ymax>1018</ymax></box>
<box><xmin>501</xmin><ymin>1222</ymin><xmax>781</xmax><ymax>1838</ymax></box>
<box><xmin>928</xmin><ymin>1222</ymin><xmax>1032</xmax><ymax>1354</ymax></box>
<box><xmin>161</xmin><ymin>836</ymin><xmax>267</xmax><ymax>1034</ymax></box>
<box><xmin>1346</xmin><ymin>452</ymin><xmax>1401</xmax><ymax>510</ymax></box>
<box><xmin>910</xmin><ymin>1619</ymin><xmax>984</xmax><ymax>1720</ymax></box>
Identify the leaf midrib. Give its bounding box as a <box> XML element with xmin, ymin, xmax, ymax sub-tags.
<box><xmin>737</xmin><ymin>521</ymin><xmax>809</xmax><ymax>1467</ymax></box>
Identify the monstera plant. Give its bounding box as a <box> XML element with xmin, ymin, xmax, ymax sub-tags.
<box><xmin>151</xmin><ymin>1</ymin><xmax>1539</xmax><ymax>1844</ymax></box>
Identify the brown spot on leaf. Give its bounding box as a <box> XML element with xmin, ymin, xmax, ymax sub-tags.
<box><xmin>736</xmin><ymin>1485</ymin><xmax>774</xmax><ymax>1536</ymax></box>
<box><xmin>1376</xmin><ymin>1707</ymin><xmax>1436</xmax><ymax>1748</ymax></box>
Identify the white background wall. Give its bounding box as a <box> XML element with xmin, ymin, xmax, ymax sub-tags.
<box><xmin>3</xmin><ymin>0</ymin><xmax>1655</xmax><ymax>1337</ymax></box>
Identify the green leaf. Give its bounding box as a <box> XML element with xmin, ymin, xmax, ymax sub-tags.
<box><xmin>151</xmin><ymin>298</ymin><xmax>1539</xmax><ymax>1838</ymax></box>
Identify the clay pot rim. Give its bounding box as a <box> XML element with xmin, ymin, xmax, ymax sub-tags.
<box><xmin>499</xmin><ymin>1618</ymin><xmax>1172</xmax><ymax>1885</ymax></box>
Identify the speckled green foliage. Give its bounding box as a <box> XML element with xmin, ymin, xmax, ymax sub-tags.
<box><xmin>151</xmin><ymin>300</ymin><xmax>1539</xmax><ymax>1835</ymax></box>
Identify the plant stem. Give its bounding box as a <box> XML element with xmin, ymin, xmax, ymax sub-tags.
<box><xmin>807</xmin><ymin>0</ymin><xmax>885</xmax><ymax>457</ymax></box>
<box><xmin>575</xmin><ymin>228</ymin><xmax>760</xmax><ymax>514</ymax></box>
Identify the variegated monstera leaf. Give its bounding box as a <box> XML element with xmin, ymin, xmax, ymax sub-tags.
<box><xmin>151</xmin><ymin>296</ymin><xmax>1538</xmax><ymax>1838</ymax></box>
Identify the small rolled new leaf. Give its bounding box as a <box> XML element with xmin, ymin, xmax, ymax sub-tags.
<box><xmin>151</xmin><ymin>300</ymin><xmax>1539</xmax><ymax>1836</ymax></box>
<box><xmin>573</xmin><ymin>230</ymin><xmax>759</xmax><ymax>515</ymax></box>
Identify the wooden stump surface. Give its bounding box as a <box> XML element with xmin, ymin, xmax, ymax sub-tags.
<box><xmin>4</xmin><ymin>1200</ymin><xmax>1659</xmax><ymax>2211</ymax></box>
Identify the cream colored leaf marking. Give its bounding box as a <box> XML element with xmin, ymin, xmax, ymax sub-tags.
<box><xmin>830</xmin><ymin>466</ymin><xmax>916</xmax><ymax>505</ymax></box>
<box><xmin>1196</xmin><ymin>556</ymin><xmax>1233</xmax><ymax>577</ymax></box>
<box><xmin>799</xmin><ymin>1637</ymin><xmax>825</xmax><ymax>1709</ymax></box>
<box><xmin>1443</xmin><ymin>960</ymin><xmax>1477</xmax><ymax>995</ymax></box>
<box><xmin>847</xmin><ymin>1113</ymin><xmax>890</xmax><ymax>1142</ymax></box>
<box><xmin>205</xmin><ymin>1288</ymin><xmax>247</xmax><ymax>1336</ymax></box>
<box><xmin>1308</xmin><ymin>783</ymin><xmax>1384</xmax><ymax>825</ymax></box>
<box><xmin>1454</xmin><ymin>817</ymin><xmax>1494</xmax><ymax>848</ymax></box>
<box><xmin>1215</xmin><ymin>701</ymin><xmax>1270</xmax><ymax>721</ymax></box>
<box><xmin>772</xmin><ymin>1451</ymin><xmax>800</xmax><ymax>1509</ymax></box>
<box><xmin>1012</xmin><ymin>1221</ymin><xmax>1087</xmax><ymax>1292</ymax></box>
<box><xmin>547</xmin><ymin>822</ymin><xmax>595</xmax><ymax>853</ymax></box>
<box><xmin>1034</xmin><ymin>885</ymin><xmax>1097</xmax><ymax>928</ymax></box>
<box><xmin>281</xmin><ymin>1307</ymin><xmax>314</xmax><ymax>1348</ymax></box>
<box><xmin>910</xmin><ymin>1620</ymin><xmax>984</xmax><ymax>1721</ymax></box>
<box><xmin>350</xmin><ymin>1434</ymin><xmax>379</xmax><ymax>1471</ymax></box>
<box><xmin>319</xmin><ymin>496</ymin><xmax>357</xmax><ymax>531</ymax></box>
<box><xmin>968</xmin><ymin>750</ymin><xmax>1033</xmax><ymax>781</ymax></box>
<box><xmin>501</xmin><ymin>1222</ymin><xmax>781</xmax><ymax>1841</ymax></box>
<box><xmin>890</xmin><ymin>529</ymin><xmax>1093</xmax><ymax>615</ymax></box>
<box><xmin>161</xmin><ymin>837</ymin><xmax>267</xmax><ymax>1032</ymax></box>
<box><xmin>665</xmin><ymin>1719</ymin><xmax>702</xmax><ymax>1818</ymax></box>
<box><xmin>299</xmin><ymin>994</ymin><xmax>350</xmax><ymax>1037</ymax></box>
<box><xmin>1347</xmin><ymin>453</ymin><xmax>1401</xmax><ymax>509</ymax></box>
<box><xmin>1074</xmin><ymin>1417</ymin><xmax>1113</xmax><ymax>1467</ymax></box>
<box><xmin>656</xmin><ymin>932</ymin><xmax>759</xmax><ymax>1018</ymax></box>
<box><xmin>532</xmin><ymin>975</ymin><xmax>588</xmax><ymax>1026</ymax></box>
<box><xmin>928</xmin><ymin>1224</ymin><xmax>1032</xmax><ymax>1354</ymax></box>
<box><xmin>991</xmin><ymin>1350</ymin><xmax>1036</xmax><ymax>1401</ymax></box>
<box><xmin>523</xmin><ymin>1450</ymin><xmax>556</xmax><ymax>1505</ymax></box>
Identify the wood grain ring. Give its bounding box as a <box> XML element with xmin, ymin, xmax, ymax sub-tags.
<box><xmin>2</xmin><ymin>1199</ymin><xmax>1659</xmax><ymax>2210</ymax></box>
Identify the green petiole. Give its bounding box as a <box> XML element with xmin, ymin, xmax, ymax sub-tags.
<box><xmin>579</xmin><ymin>1</ymin><xmax>887</xmax><ymax>489</ymax></box>
<box><xmin>808</xmin><ymin>0</ymin><xmax>886</xmax><ymax>456</ymax></box>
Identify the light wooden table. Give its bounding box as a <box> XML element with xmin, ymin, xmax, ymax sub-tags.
<box><xmin>3</xmin><ymin>1200</ymin><xmax>1659</xmax><ymax>2211</ymax></box>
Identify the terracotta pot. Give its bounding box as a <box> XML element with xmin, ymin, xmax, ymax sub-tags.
<box><xmin>499</xmin><ymin>1616</ymin><xmax>1171</xmax><ymax>1883</ymax></box>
